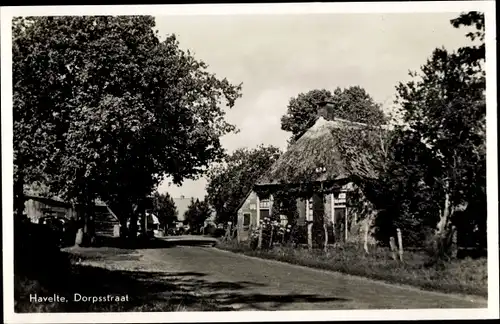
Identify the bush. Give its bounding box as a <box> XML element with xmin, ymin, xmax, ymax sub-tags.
<box><xmin>14</xmin><ymin>215</ymin><xmax>69</xmax><ymax>280</ymax></box>
<box><xmin>206</xmin><ymin>225</ymin><xmax>225</xmax><ymax>238</ymax></box>
<box><xmin>289</xmin><ymin>224</ymin><xmax>308</xmax><ymax>245</ymax></box>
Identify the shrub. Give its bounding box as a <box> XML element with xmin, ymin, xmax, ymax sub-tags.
<box><xmin>289</xmin><ymin>224</ymin><xmax>308</xmax><ymax>245</ymax></box>
<box><xmin>14</xmin><ymin>215</ymin><xmax>70</xmax><ymax>282</ymax></box>
<box><xmin>206</xmin><ymin>225</ymin><xmax>225</xmax><ymax>238</ymax></box>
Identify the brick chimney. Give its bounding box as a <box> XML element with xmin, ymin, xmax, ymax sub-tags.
<box><xmin>317</xmin><ymin>101</ymin><xmax>334</xmax><ymax>120</ymax></box>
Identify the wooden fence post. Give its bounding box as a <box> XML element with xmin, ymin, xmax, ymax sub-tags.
<box><xmin>389</xmin><ymin>237</ymin><xmax>397</xmax><ymax>261</ymax></box>
<box><xmin>257</xmin><ymin>223</ymin><xmax>263</xmax><ymax>249</ymax></box>
<box><xmin>307</xmin><ymin>221</ymin><xmax>313</xmax><ymax>251</ymax></box>
<box><xmin>397</xmin><ymin>228</ymin><xmax>404</xmax><ymax>262</ymax></box>
<box><xmin>451</xmin><ymin>225</ymin><xmax>458</xmax><ymax>259</ymax></box>
<box><xmin>363</xmin><ymin>219</ymin><xmax>370</xmax><ymax>255</ymax></box>
<box><xmin>225</xmin><ymin>223</ymin><xmax>232</xmax><ymax>242</ymax></box>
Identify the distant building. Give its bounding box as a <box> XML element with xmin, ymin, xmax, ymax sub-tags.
<box><xmin>23</xmin><ymin>195</ymin><xmax>120</xmax><ymax>237</ymax></box>
<box><xmin>173</xmin><ymin>195</ymin><xmax>194</xmax><ymax>221</ymax></box>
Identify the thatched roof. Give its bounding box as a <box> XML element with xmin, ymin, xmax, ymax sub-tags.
<box><xmin>256</xmin><ymin>117</ymin><xmax>391</xmax><ymax>189</ymax></box>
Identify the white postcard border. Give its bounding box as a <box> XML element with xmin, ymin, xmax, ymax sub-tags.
<box><xmin>1</xmin><ymin>1</ymin><xmax>498</xmax><ymax>323</ymax></box>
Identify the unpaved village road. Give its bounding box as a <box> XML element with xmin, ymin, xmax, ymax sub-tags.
<box><xmin>130</xmin><ymin>243</ymin><xmax>487</xmax><ymax>311</ymax></box>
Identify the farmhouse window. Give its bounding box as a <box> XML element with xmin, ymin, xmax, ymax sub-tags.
<box><xmin>243</xmin><ymin>213</ymin><xmax>251</xmax><ymax>226</ymax></box>
<box><xmin>259</xmin><ymin>199</ymin><xmax>270</xmax><ymax>209</ymax></box>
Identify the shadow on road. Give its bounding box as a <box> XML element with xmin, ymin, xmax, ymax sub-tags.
<box><xmin>92</xmin><ymin>236</ymin><xmax>218</xmax><ymax>249</ymax></box>
<box><xmin>16</xmin><ymin>252</ymin><xmax>349</xmax><ymax>312</ymax></box>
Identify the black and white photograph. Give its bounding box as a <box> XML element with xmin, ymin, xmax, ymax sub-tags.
<box><xmin>1</xmin><ymin>2</ymin><xmax>498</xmax><ymax>323</ymax></box>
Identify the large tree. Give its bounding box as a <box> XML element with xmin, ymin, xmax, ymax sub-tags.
<box><xmin>184</xmin><ymin>198</ymin><xmax>212</xmax><ymax>234</ymax></box>
<box><xmin>321</xmin><ymin>12</ymin><xmax>486</xmax><ymax>254</ymax></box>
<box><xmin>206</xmin><ymin>145</ymin><xmax>282</xmax><ymax>224</ymax></box>
<box><xmin>392</xmin><ymin>11</ymin><xmax>486</xmax><ymax>257</ymax></box>
<box><xmin>13</xmin><ymin>16</ymin><xmax>242</xmax><ymax>244</ymax></box>
<box><xmin>151</xmin><ymin>192</ymin><xmax>178</xmax><ymax>231</ymax></box>
<box><xmin>280</xmin><ymin>87</ymin><xmax>386</xmax><ymax>143</ymax></box>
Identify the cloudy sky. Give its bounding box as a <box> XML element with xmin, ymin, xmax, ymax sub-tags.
<box><xmin>154</xmin><ymin>12</ymin><xmax>471</xmax><ymax>199</ymax></box>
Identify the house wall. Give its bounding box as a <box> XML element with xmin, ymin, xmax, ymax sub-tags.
<box><xmin>291</xmin><ymin>183</ymin><xmax>367</xmax><ymax>244</ymax></box>
<box><xmin>24</xmin><ymin>198</ymin><xmax>120</xmax><ymax>237</ymax></box>
<box><xmin>24</xmin><ymin>198</ymin><xmax>76</xmax><ymax>224</ymax></box>
<box><xmin>237</xmin><ymin>191</ymin><xmax>259</xmax><ymax>241</ymax></box>
<box><xmin>237</xmin><ymin>182</ymin><xmax>378</xmax><ymax>245</ymax></box>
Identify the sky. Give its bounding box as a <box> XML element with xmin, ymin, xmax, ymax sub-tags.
<box><xmin>153</xmin><ymin>12</ymin><xmax>471</xmax><ymax>200</ymax></box>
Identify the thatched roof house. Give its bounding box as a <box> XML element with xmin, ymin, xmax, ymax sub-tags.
<box><xmin>256</xmin><ymin>103</ymin><xmax>391</xmax><ymax>192</ymax></box>
<box><xmin>236</xmin><ymin>102</ymin><xmax>391</xmax><ymax>246</ymax></box>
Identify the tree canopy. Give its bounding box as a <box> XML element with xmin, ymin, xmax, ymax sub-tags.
<box><xmin>184</xmin><ymin>198</ymin><xmax>212</xmax><ymax>233</ymax></box>
<box><xmin>13</xmin><ymin>16</ymin><xmax>242</xmax><ymax>241</ymax></box>
<box><xmin>151</xmin><ymin>192</ymin><xmax>178</xmax><ymax>230</ymax></box>
<box><xmin>394</xmin><ymin>11</ymin><xmax>485</xmax><ymax>211</ymax></box>
<box><xmin>303</xmin><ymin>12</ymin><xmax>486</xmax><ymax>251</ymax></box>
<box><xmin>372</xmin><ymin>11</ymin><xmax>486</xmax><ymax>249</ymax></box>
<box><xmin>280</xmin><ymin>87</ymin><xmax>386</xmax><ymax>143</ymax></box>
<box><xmin>206</xmin><ymin>145</ymin><xmax>282</xmax><ymax>224</ymax></box>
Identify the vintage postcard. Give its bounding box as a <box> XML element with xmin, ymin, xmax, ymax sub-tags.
<box><xmin>1</xmin><ymin>1</ymin><xmax>498</xmax><ymax>323</ymax></box>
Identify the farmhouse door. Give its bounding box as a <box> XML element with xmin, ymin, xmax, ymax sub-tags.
<box><xmin>334</xmin><ymin>207</ymin><xmax>347</xmax><ymax>243</ymax></box>
<box><xmin>260</xmin><ymin>209</ymin><xmax>270</xmax><ymax>222</ymax></box>
<box><xmin>312</xmin><ymin>194</ymin><xmax>325</xmax><ymax>247</ymax></box>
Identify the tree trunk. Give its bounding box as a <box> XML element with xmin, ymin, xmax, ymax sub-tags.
<box><xmin>83</xmin><ymin>199</ymin><xmax>96</xmax><ymax>246</ymax></box>
<box><xmin>225</xmin><ymin>223</ymin><xmax>231</xmax><ymax>241</ymax></box>
<box><xmin>397</xmin><ymin>228</ymin><xmax>404</xmax><ymax>262</ymax></box>
<box><xmin>258</xmin><ymin>225</ymin><xmax>263</xmax><ymax>249</ymax></box>
<box><xmin>231</xmin><ymin>225</ymin><xmax>237</xmax><ymax>240</ymax></box>
<box><xmin>436</xmin><ymin>192</ymin><xmax>452</xmax><ymax>237</ymax></box>
<box><xmin>450</xmin><ymin>225</ymin><xmax>458</xmax><ymax>259</ymax></box>
<box><xmin>269</xmin><ymin>225</ymin><xmax>274</xmax><ymax>249</ymax></box>
<box><xmin>14</xmin><ymin>170</ymin><xmax>25</xmax><ymax>219</ymax></box>
<box><xmin>74</xmin><ymin>197</ymin><xmax>94</xmax><ymax>247</ymax></box>
<box><xmin>136</xmin><ymin>199</ymin><xmax>146</xmax><ymax>238</ymax></box>
<box><xmin>129</xmin><ymin>211</ymin><xmax>138</xmax><ymax>240</ymax></box>
<box><xmin>74</xmin><ymin>228</ymin><xmax>84</xmax><ymax>246</ymax></box>
<box><xmin>307</xmin><ymin>221</ymin><xmax>313</xmax><ymax>251</ymax></box>
<box><xmin>363</xmin><ymin>219</ymin><xmax>370</xmax><ymax>255</ymax></box>
<box><xmin>323</xmin><ymin>223</ymin><xmax>329</xmax><ymax>253</ymax></box>
<box><xmin>119</xmin><ymin>216</ymin><xmax>128</xmax><ymax>239</ymax></box>
<box><xmin>433</xmin><ymin>191</ymin><xmax>468</xmax><ymax>260</ymax></box>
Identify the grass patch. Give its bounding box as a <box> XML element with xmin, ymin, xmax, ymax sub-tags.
<box><xmin>217</xmin><ymin>240</ymin><xmax>487</xmax><ymax>297</ymax></box>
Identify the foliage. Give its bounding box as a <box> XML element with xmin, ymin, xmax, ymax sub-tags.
<box><xmin>206</xmin><ymin>145</ymin><xmax>282</xmax><ymax>224</ymax></box>
<box><xmin>151</xmin><ymin>192</ymin><xmax>178</xmax><ymax>230</ymax></box>
<box><xmin>184</xmin><ymin>198</ymin><xmax>212</xmax><ymax>234</ymax></box>
<box><xmin>280</xmin><ymin>87</ymin><xmax>387</xmax><ymax>143</ymax></box>
<box><xmin>319</xmin><ymin>12</ymin><xmax>486</xmax><ymax>251</ymax></box>
<box><xmin>368</xmin><ymin>129</ymin><xmax>444</xmax><ymax>246</ymax></box>
<box><xmin>13</xmin><ymin>16</ymin><xmax>242</xmax><ymax>236</ymax></box>
<box><xmin>393</xmin><ymin>11</ymin><xmax>486</xmax><ymax>250</ymax></box>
